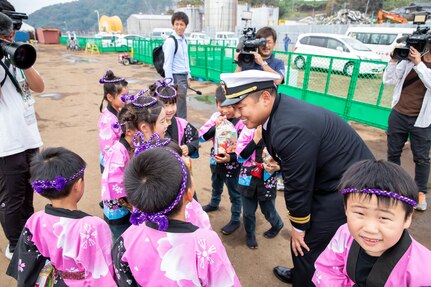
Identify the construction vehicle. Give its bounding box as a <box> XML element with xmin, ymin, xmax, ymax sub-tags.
<box><xmin>377</xmin><ymin>9</ymin><xmax>408</xmax><ymax>24</ymax></box>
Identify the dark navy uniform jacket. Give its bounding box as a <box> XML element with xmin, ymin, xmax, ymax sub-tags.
<box><xmin>262</xmin><ymin>94</ymin><xmax>375</xmax><ymax>230</ymax></box>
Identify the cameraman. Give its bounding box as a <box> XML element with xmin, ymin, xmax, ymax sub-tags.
<box><xmin>383</xmin><ymin>44</ymin><xmax>431</xmax><ymax>211</ymax></box>
<box><xmin>0</xmin><ymin>1</ymin><xmax>44</xmax><ymax>260</ymax></box>
<box><xmin>235</xmin><ymin>26</ymin><xmax>285</xmax><ymax>85</ymax></box>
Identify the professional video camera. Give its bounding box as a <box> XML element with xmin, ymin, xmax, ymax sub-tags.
<box><xmin>236</xmin><ymin>12</ymin><xmax>266</xmax><ymax>68</ymax></box>
<box><xmin>0</xmin><ymin>10</ymin><xmax>36</xmax><ymax>69</ymax></box>
<box><xmin>393</xmin><ymin>14</ymin><xmax>431</xmax><ymax>60</ymax></box>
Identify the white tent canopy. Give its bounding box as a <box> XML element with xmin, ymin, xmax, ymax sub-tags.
<box><xmin>19</xmin><ymin>22</ymin><xmax>35</xmax><ymax>34</ymax></box>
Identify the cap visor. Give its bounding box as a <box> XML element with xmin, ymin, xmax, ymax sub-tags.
<box><xmin>221</xmin><ymin>96</ymin><xmax>246</xmax><ymax>107</ymax></box>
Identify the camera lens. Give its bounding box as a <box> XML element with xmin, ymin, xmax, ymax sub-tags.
<box><xmin>238</xmin><ymin>52</ymin><xmax>255</xmax><ymax>68</ymax></box>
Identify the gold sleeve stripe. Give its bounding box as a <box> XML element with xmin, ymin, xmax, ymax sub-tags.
<box><xmin>288</xmin><ymin>213</ymin><xmax>311</xmax><ymax>224</ymax></box>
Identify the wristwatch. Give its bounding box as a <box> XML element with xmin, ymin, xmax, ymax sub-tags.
<box><xmin>262</xmin><ymin>61</ymin><xmax>268</xmax><ymax>67</ymax></box>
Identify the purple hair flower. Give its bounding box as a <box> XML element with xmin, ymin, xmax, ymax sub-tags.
<box><xmin>31</xmin><ymin>168</ymin><xmax>85</xmax><ymax>194</ymax></box>
<box><xmin>54</xmin><ymin>176</ymin><xmax>67</xmax><ymax>190</ymax></box>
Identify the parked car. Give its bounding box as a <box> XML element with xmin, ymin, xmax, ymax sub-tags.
<box><xmin>214</xmin><ymin>32</ymin><xmax>239</xmax><ymax>47</ymax></box>
<box><xmin>188</xmin><ymin>32</ymin><xmax>211</xmax><ymax>45</ymax></box>
<box><xmin>116</xmin><ymin>34</ymin><xmax>145</xmax><ymax>47</ymax></box>
<box><xmin>293</xmin><ymin>33</ymin><xmax>386</xmax><ymax>76</ymax></box>
<box><xmin>345</xmin><ymin>27</ymin><xmax>414</xmax><ymax>61</ymax></box>
<box><xmin>151</xmin><ymin>28</ymin><xmax>174</xmax><ymax>40</ymax></box>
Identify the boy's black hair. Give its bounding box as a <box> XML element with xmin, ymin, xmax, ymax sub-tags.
<box><xmin>340</xmin><ymin>159</ymin><xmax>418</xmax><ymax>220</ymax></box>
<box><xmin>148</xmin><ymin>82</ymin><xmax>178</xmax><ymax>105</ymax></box>
<box><xmin>124</xmin><ymin>147</ymin><xmax>191</xmax><ymax>217</ymax></box>
<box><xmin>30</xmin><ymin>147</ymin><xmax>86</xmax><ymax>200</ymax></box>
<box><xmin>171</xmin><ymin>11</ymin><xmax>189</xmax><ymax>26</ymax></box>
<box><xmin>121</xmin><ymin>96</ymin><xmax>164</xmax><ymax>131</ymax></box>
<box><xmin>256</xmin><ymin>26</ymin><xmax>277</xmax><ymax>43</ymax></box>
<box><xmin>99</xmin><ymin>70</ymin><xmax>128</xmax><ymax>112</ymax></box>
<box><xmin>215</xmin><ymin>85</ymin><xmax>225</xmax><ymax>104</ymax></box>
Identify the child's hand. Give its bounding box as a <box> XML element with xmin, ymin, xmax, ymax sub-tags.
<box><xmin>253</xmin><ymin>125</ymin><xmax>262</xmax><ymax>143</ymax></box>
<box><xmin>181</xmin><ymin>145</ymin><xmax>189</xmax><ymax>156</ymax></box>
<box><xmin>263</xmin><ymin>158</ymin><xmax>280</xmax><ymax>174</ymax></box>
<box><xmin>215</xmin><ymin>153</ymin><xmax>230</xmax><ymax>163</ymax></box>
<box><xmin>216</xmin><ymin>115</ymin><xmax>226</xmax><ymax>127</ymax></box>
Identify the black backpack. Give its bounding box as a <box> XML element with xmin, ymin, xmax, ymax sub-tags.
<box><xmin>152</xmin><ymin>35</ymin><xmax>178</xmax><ymax>78</ymax></box>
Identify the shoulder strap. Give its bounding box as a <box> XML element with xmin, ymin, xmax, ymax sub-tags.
<box><xmin>0</xmin><ymin>59</ymin><xmax>22</xmax><ymax>94</ymax></box>
<box><xmin>402</xmin><ymin>75</ymin><xmax>420</xmax><ymax>90</ymax></box>
<box><xmin>169</xmin><ymin>35</ymin><xmax>178</xmax><ymax>55</ymax></box>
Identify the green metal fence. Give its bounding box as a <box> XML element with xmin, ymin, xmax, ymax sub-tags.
<box><xmin>59</xmin><ymin>36</ymin><xmax>393</xmax><ymax>130</ymax></box>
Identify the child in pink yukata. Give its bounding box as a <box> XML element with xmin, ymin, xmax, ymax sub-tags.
<box><xmin>312</xmin><ymin>159</ymin><xmax>431</xmax><ymax>287</ymax></box>
<box><xmin>112</xmin><ymin>147</ymin><xmax>241</xmax><ymax>286</ymax></box>
<box><xmin>199</xmin><ymin>86</ymin><xmax>245</xmax><ymax>235</ymax></box>
<box><xmin>6</xmin><ymin>147</ymin><xmax>116</xmax><ymax>286</ymax></box>
<box><xmin>149</xmin><ymin>78</ymin><xmax>199</xmax><ymax>159</ymax></box>
<box><xmin>98</xmin><ymin>70</ymin><xmax>128</xmax><ymax>171</ymax></box>
<box><xmin>101</xmin><ymin>106</ymin><xmax>136</xmax><ymax>240</ymax></box>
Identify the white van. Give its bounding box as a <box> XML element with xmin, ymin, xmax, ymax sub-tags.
<box><xmin>345</xmin><ymin>27</ymin><xmax>415</xmax><ymax>61</ymax></box>
<box><xmin>151</xmin><ymin>28</ymin><xmax>174</xmax><ymax>40</ymax></box>
<box><xmin>188</xmin><ymin>32</ymin><xmax>211</xmax><ymax>45</ymax></box>
<box><xmin>293</xmin><ymin>33</ymin><xmax>385</xmax><ymax>76</ymax></box>
<box><xmin>214</xmin><ymin>32</ymin><xmax>239</xmax><ymax>47</ymax></box>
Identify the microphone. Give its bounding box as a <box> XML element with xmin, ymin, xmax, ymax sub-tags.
<box><xmin>396</xmin><ymin>36</ymin><xmax>408</xmax><ymax>43</ymax></box>
<box><xmin>187</xmin><ymin>86</ymin><xmax>202</xmax><ymax>95</ymax></box>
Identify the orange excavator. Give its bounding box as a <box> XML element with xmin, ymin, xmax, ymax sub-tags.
<box><xmin>377</xmin><ymin>9</ymin><xmax>409</xmax><ymax>24</ymax></box>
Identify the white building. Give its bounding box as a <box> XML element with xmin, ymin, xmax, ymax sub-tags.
<box><xmin>126</xmin><ymin>14</ymin><xmax>171</xmax><ymax>36</ymax></box>
<box><xmin>204</xmin><ymin>0</ymin><xmax>238</xmax><ymax>36</ymax></box>
<box><xmin>236</xmin><ymin>4</ymin><xmax>279</xmax><ymax>33</ymax></box>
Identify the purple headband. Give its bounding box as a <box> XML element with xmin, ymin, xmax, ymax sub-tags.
<box><xmin>133</xmin><ymin>132</ymin><xmax>171</xmax><ymax>155</ymax></box>
<box><xmin>129</xmin><ymin>149</ymin><xmax>187</xmax><ymax>230</ymax></box>
<box><xmin>155</xmin><ymin>78</ymin><xmax>177</xmax><ymax>99</ymax></box>
<box><xmin>99</xmin><ymin>71</ymin><xmax>125</xmax><ymax>84</ymax></box>
<box><xmin>31</xmin><ymin>168</ymin><xmax>85</xmax><ymax>194</ymax></box>
<box><xmin>341</xmin><ymin>187</ymin><xmax>417</xmax><ymax>207</ymax></box>
<box><xmin>120</xmin><ymin>89</ymin><xmax>149</xmax><ymax>104</ymax></box>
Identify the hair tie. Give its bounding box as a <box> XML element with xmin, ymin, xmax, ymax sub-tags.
<box><xmin>31</xmin><ymin>168</ymin><xmax>85</xmax><ymax>194</ymax></box>
<box><xmin>99</xmin><ymin>71</ymin><xmax>125</xmax><ymax>84</ymax></box>
<box><xmin>112</xmin><ymin>121</ymin><xmax>126</xmax><ymax>130</ymax></box>
<box><xmin>129</xmin><ymin>150</ymin><xmax>188</xmax><ymax>231</ymax></box>
<box><xmin>341</xmin><ymin>187</ymin><xmax>417</xmax><ymax>207</ymax></box>
<box><xmin>133</xmin><ymin>132</ymin><xmax>171</xmax><ymax>155</ymax></box>
<box><xmin>155</xmin><ymin>78</ymin><xmax>177</xmax><ymax>99</ymax></box>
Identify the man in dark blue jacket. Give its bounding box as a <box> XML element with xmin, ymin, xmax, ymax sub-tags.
<box><xmin>221</xmin><ymin>70</ymin><xmax>375</xmax><ymax>286</ymax></box>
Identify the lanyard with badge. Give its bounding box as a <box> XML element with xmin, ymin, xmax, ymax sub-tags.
<box><xmin>0</xmin><ymin>58</ymin><xmax>36</xmax><ymax>125</ymax></box>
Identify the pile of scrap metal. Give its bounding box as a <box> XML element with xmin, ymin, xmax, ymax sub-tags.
<box><xmin>299</xmin><ymin>9</ymin><xmax>372</xmax><ymax>25</ymax></box>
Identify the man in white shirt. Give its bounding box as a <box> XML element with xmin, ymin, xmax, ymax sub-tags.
<box><xmin>0</xmin><ymin>2</ymin><xmax>44</xmax><ymax>260</ymax></box>
<box><xmin>162</xmin><ymin>11</ymin><xmax>191</xmax><ymax>119</ymax></box>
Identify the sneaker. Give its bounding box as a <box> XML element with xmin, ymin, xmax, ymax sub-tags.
<box><xmin>99</xmin><ymin>201</ymin><xmax>104</xmax><ymax>209</ymax></box>
<box><xmin>415</xmin><ymin>192</ymin><xmax>427</xmax><ymax>211</ymax></box>
<box><xmin>246</xmin><ymin>235</ymin><xmax>258</xmax><ymax>249</ymax></box>
<box><xmin>202</xmin><ymin>204</ymin><xmax>219</xmax><ymax>213</ymax></box>
<box><xmin>5</xmin><ymin>244</ymin><xmax>13</xmax><ymax>260</ymax></box>
<box><xmin>221</xmin><ymin>221</ymin><xmax>240</xmax><ymax>235</ymax></box>
<box><xmin>263</xmin><ymin>223</ymin><xmax>284</xmax><ymax>239</ymax></box>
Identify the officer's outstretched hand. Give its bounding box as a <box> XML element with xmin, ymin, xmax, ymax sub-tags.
<box><xmin>291</xmin><ymin>228</ymin><xmax>310</xmax><ymax>257</ymax></box>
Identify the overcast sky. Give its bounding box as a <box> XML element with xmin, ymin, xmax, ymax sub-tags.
<box><xmin>12</xmin><ymin>0</ymin><xmax>77</xmax><ymax>15</ymax></box>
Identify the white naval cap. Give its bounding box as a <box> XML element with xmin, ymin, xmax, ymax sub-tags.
<box><xmin>220</xmin><ymin>70</ymin><xmax>280</xmax><ymax>106</ymax></box>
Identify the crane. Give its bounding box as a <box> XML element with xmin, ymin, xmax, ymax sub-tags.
<box><xmin>377</xmin><ymin>9</ymin><xmax>409</xmax><ymax>24</ymax></box>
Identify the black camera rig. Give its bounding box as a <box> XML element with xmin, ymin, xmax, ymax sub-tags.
<box><xmin>393</xmin><ymin>14</ymin><xmax>431</xmax><ymax>60</ymax></box>
<box><xmin>236</xmin><ymin>27</ymin><xmax>266</xmax><ymax>68</ymax></box>
<box><xmin>2</xmin><ymin>10</ymin><xmax>27</xmax><ymax>31</ymax></box>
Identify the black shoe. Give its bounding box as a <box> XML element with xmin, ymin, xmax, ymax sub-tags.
<box><xmin>246</xmin><ymin>235</ymin><xmax>258</xmax><ymax>249</ymax></box>
<box><xmin>99</xmin><ymin>201</ymin><xmax>104</xmax><ymax>209</ymax></box>
<box><xmin>263</xmin><ymin>223</ymin><xmax>284</xmax><ymax>239</ymax></box>
<box><xmin>273</xmin><ymin>266</ymin><xmax>293</xmax><ymax>284</ymax></box>
<box><xmin>202</xmin><ymin>204</ymin><xmax>218</xmax><ymax>213</ymax></box>
<box><xmin>221</xmin><ymin>221</ymin><xmax>240</xmax><ymax>235</ymax></box>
